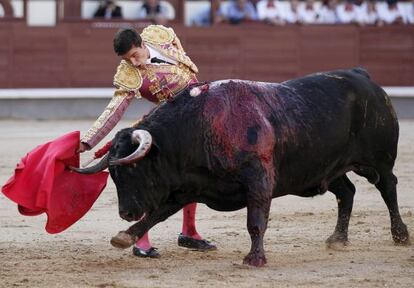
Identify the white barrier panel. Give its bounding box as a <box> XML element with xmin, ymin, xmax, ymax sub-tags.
<box><xmin>27</xmin><ymin>0</ymin><xmax>56</xmax><ymax>26</ymax></box>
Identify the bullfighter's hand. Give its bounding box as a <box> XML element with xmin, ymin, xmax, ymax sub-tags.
<box><xmin>77</xmin><ymin>142</ymin><xmax>89</xmax><ymax>153</ymax></box>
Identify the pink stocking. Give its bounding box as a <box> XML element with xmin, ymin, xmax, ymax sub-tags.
<box><xmin>134</xmin><ymin>232</ymin><xmax>152</xmax><ymax>250</ymax></box>
<box><xmin>181</xmin><ymin>203</ymin><xmax>202</xmax><ymax>240</ymax></box>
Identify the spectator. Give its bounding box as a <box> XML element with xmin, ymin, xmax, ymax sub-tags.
<box><xmin>378</xmin><ymin>0</ymin><xmax>404</xmax><ymax>24</ymax></box>
<box><xmin>298</xmin><ymin>0</ymin><xmax>318</xmax><ymax>24</ymax></box>
<box><xmin>227</xmin><ymin>0</ymin><xmax>258</xmax><ymax>24</ymax></box>
<box><xmin>257</xmin><ymin>0</ymin><xmax>285</xmax><ymax>25</ymax></box>
<box><xmin>336</xmin><ymin>0</ymin><xmax>357</xmax><ymax>24</ymax></box>
<box><xmin>94</xmin><ymin>0</ymin><xmax>123</xmax><ymax>19</ymax></box>
<box><xmin>409</xmin><ymin>0</ymin><xmax>414</xmax><ymax>24</ymax></box>
<box><xmin>317</xmin><ymin>0</ymin><xmax>339</xmax><ymax>24</ymax></box>
<box><xmin>192</xmin><ymin>0</ymin><xmax>227</xmax><ymax>26</ymax></box>
<box><xmin>282</xmin><ymin>0</ymin><xmax>300</xmax><ymax>24</ymax></box>
<box><xmin>138</xmin><ymin>0</ymin><xmax>170</xmax><ymax>25</ymax></box>
<box><xmin>354</xmin><ymin>0</ymin><xmax>367</xmax><ymax>24</ymax></box>
<box><xmin>401</xmin><ymin>0</ymin><xmax>414</xmax><ymax>23</ymax></box>
<box><xmin>355</xmin><ymin>0</ymin><xmax>380</xmax><ymax>25</ymax></box>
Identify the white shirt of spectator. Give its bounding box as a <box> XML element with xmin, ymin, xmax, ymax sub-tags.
<box><xmin>354</xmin><ymin>2</ymin><xmax>367</xmax><ymax>23</ymax></box>
<box><xmin>336</xmin><ymin>3</ymin><xmax>357</xmax><ymax>24</ymax></box>
<box><xmin>282</xmin><ymin>2</ymin><xmax>299</xmax><ymax>24</ymax></box>
<box><xmin>145</xmin><ymin>45</ymin><xmax>177</xmax><ymax>65</ymax></box>
<box><xmin>407</xmin><ymin>2</ymin><xmax>414</xmax><ymax>24</ymax></box>
<box><xmin>257</xmin><ymin>0</ymin><xmax>283</xmax><ymax>21</ymax></box>
<box><xmin>298</xmin><ymin>4</ymin><xmax>318</xmax><ymax>24</ymax></box>
<box><xmin>104</xmin><ymin>8</ymin><xmax>112</xmax><ymax>19</ymax></box>
<box><xmin>355</xmin><ymin>2</ymin><xmax>379</xmax><ymax>25</ymax></box>
<box><xmin>377</xmin><ymin>4</ymin><xmax>403</xmax><ymax>24</ymax></box>
<box><xmin>363</xmin><ymin>10</ymin><xmax>379</xmax><ymax>25</ymax></box>
<box><xmin>317</xmin><ymin>5</ymin><xmax>337</xmax><ymax>24</ymax></box>
<box><xmin>137</xmin><ymin>2</ymin><xmax>169</xmax><ymax>19</ymax></box>
<box><xmin>398</xmin><ymin>1</ymin><xmax>413</xmax><ymax>24</ymax></box>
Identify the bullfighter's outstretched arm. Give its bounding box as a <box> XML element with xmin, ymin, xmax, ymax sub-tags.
<box><xmin>81</xmin><ymin>60</ymin><xmax>142</xmax><ymax>149</ymax></box>
<box><xmin>81</xmin><ymin>89</ymin><xmax>136</xmax><ymax>149</ymax></box>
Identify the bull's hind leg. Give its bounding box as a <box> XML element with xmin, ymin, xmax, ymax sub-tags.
<box><xmin>375</xmin><ymin>170</ymin><xmax>410</xmax><ymax>245</ymax></box>
<box><xmin>326</xmin><ymin>175</ymin><xmax>355</xmax><ymax>248</ymax></box>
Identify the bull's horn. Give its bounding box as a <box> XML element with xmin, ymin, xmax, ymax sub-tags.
<box><xmin>70</xmin><ymin>153</ymin><xmax>109</xmax><ymax>174</ymax></box>
<box><xmin>110</xmin><ymin>130</ymin><xmax>152</xmax><ymax>165</ymax></box>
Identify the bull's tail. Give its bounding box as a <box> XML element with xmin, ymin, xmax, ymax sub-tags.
<box><xmin>352</xmin><ymin>67</ymin><xmax>371</xmax><ymax>79</ymax></box>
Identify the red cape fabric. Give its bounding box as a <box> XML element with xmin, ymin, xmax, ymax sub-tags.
<box><xmin>1</xmin><ymin>131</ymin><xmax>109</xmax><ymax>234</ymax></box>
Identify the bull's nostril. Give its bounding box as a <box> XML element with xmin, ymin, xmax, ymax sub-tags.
<box><xmin>120</xmin><ymin>211</ymin><xmax>132</xmax><ymax>220</ymax></box>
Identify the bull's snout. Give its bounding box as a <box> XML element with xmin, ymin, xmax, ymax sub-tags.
<box><xmin>119</xmin><ymin>210</ymin><xmax>136</xmax><ymax>222</ymax></box>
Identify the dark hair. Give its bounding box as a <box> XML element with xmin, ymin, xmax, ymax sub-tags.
<box><xmin>142</xmin><ymin>2</ymin><xmax>162</xmax><ymax>15</ymax></box>
<box><xmin>113</xmin><ymin>28</ymin><xmax>142</xmax><ymax>56</ymax></box>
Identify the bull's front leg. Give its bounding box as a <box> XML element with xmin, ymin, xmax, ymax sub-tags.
<box><xmin>242</xmin><ymin>161</ymin><xmax>274</xmax><ymax>267</ymax></box>
<box><xmin>111</xmin><ymin>202</ymin><xmax>182</xmax><ymax>249</ymax></box>
<box><xmin>243</xmin><ymin>197</ymin><xmax>271</xmax><ymax>267</ymax></box>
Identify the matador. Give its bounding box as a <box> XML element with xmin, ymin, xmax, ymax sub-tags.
<box><xmin>79</xmin><ymin>25</ymin><xmax>216</xmax><ymax>258</ymax></box>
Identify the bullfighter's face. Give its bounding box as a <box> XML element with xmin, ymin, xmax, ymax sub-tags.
<box><xmin>121</xmin><ymin>42</ymin><xmax>149</xmax><ymax>68</ymax></box>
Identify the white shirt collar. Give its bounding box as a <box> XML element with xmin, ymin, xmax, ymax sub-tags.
<box><xmin>145</xmin><ymin>45</ymin><xmax>177</xmax><ymax>65</ymax></box>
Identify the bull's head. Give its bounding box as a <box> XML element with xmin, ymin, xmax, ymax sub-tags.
<box><xmin>73</xmin><ymin>128</ymin><xmax>158</xmax><ymax>223</ymax></box>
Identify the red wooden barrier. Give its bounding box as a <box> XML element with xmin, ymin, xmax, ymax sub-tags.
<box><xmin>0</xmin><ymin>22</ymin><xmax>413</xmax><ymax>88</ymax></box>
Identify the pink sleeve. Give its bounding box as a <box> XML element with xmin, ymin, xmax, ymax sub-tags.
<box><xmin>81</xmin><ymin>91</ymin><xmax>134</xmax><ymax>149</ymax></box>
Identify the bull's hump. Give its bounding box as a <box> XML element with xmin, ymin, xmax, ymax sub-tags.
<box><xmin>209</xmin><ymin>79</ymin><xmax>275</xmax><ymax>90</ymax></box>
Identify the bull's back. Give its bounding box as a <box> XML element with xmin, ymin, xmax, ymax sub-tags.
<box><xmin>274</xmin><ymin>69</ymin><xmax>399</xmax><ymax>193</ymax></box>
<box><xmin>278</xmin><ymin>68</ymin><xmax>398</xmax><ymax>149</ymax></box>
<box><xmin>202</xmin><ymin>70</ymin><xmax>398</xmax><ymax>195</ymax></box>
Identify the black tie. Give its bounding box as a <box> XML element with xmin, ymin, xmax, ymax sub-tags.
<box><xmin>150</xmin><ymin>57</ymin><xmax>173</xmax><ymax>65</ymax></box>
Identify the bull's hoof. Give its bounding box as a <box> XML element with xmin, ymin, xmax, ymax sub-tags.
<box><xmin>110</xmin><ymin>231</ymin><xmax>136</xmax><ymax>249</ymax></box>
<box><xmin>243</xmin><ymin>253</ymin><xmax>267</xmax><ymax>267</ymax></box>
<box><xmin>326</xmin><ymin>233</ymin><xmax>349</xmax><ymax>250</ymax></box>
<box><xmin>392</xmin><ymin>225</ymin><xmax>410</xmax><ymax>246</ymax></box>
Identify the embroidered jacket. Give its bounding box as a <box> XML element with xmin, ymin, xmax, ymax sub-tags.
<box><xmin>82</xmin><ymin>25</ymin><xmax>198</xmax><ymax>149</ymax></box>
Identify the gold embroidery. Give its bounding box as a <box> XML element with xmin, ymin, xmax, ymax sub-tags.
<box><xmin>141</xmin><ymin>25</ymin><xmax>174</xmax><ymax>46</ymax></box>
<box><xmin>157</xmin><ymin>45</ymin><xmax>199</xmax><ymax>74</ymax></box>
<box><xmin>113</xmin><ymin>60</ymin><xmax>143</xmax><ymax>92</ymax></box>
<box><xmin>141</xmin><ymin>63</ymin><xmax>195</xmax><ymax>102</ymax></box>
<box><xmin>172</xmin><ymin>32</ymin><xmax>184</xmax><ymax>52</ymax></box>
<box><xmin>81</xmin><ymin>92</ymin><xmax>129</xmax><ymax>144</ymax></box>
<box><xmin>144</xmin><ymin>38</ymin><xmax>198</xmax><ymax>74</ymax></box>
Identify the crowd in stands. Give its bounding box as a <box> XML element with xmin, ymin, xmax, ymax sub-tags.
<box><xmin>92</xmin><ymin>0</ymin><xmax>414</xmax><ymax>26</ymax></box>
<box><xmin>193</xmin><ymin>0</ymin><xmax>414</xmax><ymax>26</ymax></box>
<box><xmin>94</xmin><ymin>0</ymin><xmax>170</xmax><ymax>24</ymax></box>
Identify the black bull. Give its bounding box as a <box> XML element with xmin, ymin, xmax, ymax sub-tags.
<box><xmin>81</xmin><ymin>68</ymin><xmax>410</xmax><ymax>266</ymax></box>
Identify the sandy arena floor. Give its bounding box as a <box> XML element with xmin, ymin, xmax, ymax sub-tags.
<box><xmin>0</xmin><ymin>120</ymin><xmax>413</xmax><ymax>288</ymax></box>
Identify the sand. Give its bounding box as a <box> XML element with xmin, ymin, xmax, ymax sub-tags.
<box><xmin>0</xmin><ymin>120</ymin><xmax>413</xmax><ymax>288</ymax></box>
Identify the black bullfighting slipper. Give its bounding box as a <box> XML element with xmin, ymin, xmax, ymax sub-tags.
<box><xmin>132</xmin><ymin>246</ymin><xmax>160</xmax><ymax>258</ymax></box>
<box><xmin>177</xmin><ymin>234</ymin><xmax>217</xmax><ymax>251</ymax></box>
